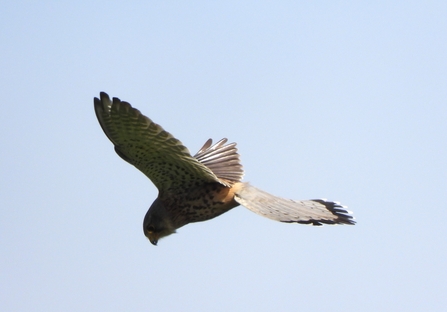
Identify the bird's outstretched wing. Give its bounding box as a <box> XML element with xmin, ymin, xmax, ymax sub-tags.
<box><xmin>234</xmin><ymin>183</ymin><xmax>355</xmax><ymax>225</ymax></box>
<box><xmin>94</xmin><ymin>92</ymin><xmax>241</xmax><ymax>191</ymax></box>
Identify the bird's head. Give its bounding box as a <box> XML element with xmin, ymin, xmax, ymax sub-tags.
<box><xmin>143</xmin><ymin>198</ymin><xmax>176</xmax><ymax>246</ymax></box>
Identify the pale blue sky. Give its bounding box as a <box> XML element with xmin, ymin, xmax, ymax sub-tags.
<box><xmin>1</xmin><ymin>1</ymin><xmax>446</xmax><ymax>311</ymax></box>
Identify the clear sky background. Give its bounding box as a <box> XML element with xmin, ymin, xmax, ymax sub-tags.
<box><xmin>1</xmin><ymin>1</ymin><xmax>446</xmax><ymax>311</ymax></box>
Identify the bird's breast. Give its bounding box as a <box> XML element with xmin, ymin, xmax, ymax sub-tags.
<box><xmin>160</xmin><ymin>182</ymin><xmax>242</xmax><ymax>227</ymax></box>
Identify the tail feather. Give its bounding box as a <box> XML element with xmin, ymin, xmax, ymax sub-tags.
<box><xmin>193</xmin><ymin>138</ymin><xmax>244</xmax><ymax>184</ymax></box>
<box><xmin>234</xmin><ymin>183</ymin><xmax>355</xmax><ymax>225</ymax></box>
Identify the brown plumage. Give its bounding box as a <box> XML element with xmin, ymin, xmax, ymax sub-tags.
<box><xmin>94</xmin><ymin>92</ymin><xmax>355</xmax><ymax>245</ymax></box>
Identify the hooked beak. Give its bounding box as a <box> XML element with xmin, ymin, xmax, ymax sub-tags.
<box><xmin>147</xmin><ymin>232</ymin><xmax>159</xmax><ymax>246</ymax></box>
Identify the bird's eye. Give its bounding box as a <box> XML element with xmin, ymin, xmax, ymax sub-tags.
<box><xmin>147</xmin><ymin>225</ymin><xmax>155</xmax><ymax>233</ymax></box>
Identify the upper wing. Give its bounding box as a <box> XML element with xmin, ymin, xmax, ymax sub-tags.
<box><xmin>94</xmin><ymin>92</ymin><xmax>231</xmax><ymax>191</ymax></box>
<box><xmin>234</xmin><ymin>183</ymin><xmax>355</xmax><ymax>225</ymax></box>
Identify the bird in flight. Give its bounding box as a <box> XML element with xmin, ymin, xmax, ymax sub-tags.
<box><xmin>94</xmin><ymin>92</ymin><xmax>355</xmax><ymax>245</ymax></box>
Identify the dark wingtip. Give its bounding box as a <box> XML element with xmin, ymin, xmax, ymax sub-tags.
<box><xmin>311</xmin><ymin>199</ymin><xmax>356</xmax><ymax>225</ymax></box>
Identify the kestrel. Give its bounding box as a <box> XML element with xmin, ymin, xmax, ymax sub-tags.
<box><xmin>94</xmin><ymin>92</ymin><xmax>355</xmax><ymax>245</ymax></box>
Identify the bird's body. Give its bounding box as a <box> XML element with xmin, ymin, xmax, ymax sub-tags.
<box><xmin>158</xmin><ymin>181</ymin><xmax>241</xmax><ymax>228</ymax></box>
<box><xmin>94</xmin><ymin>92</ymin><xmax>355</xmax><ymax>245</ymax></box>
